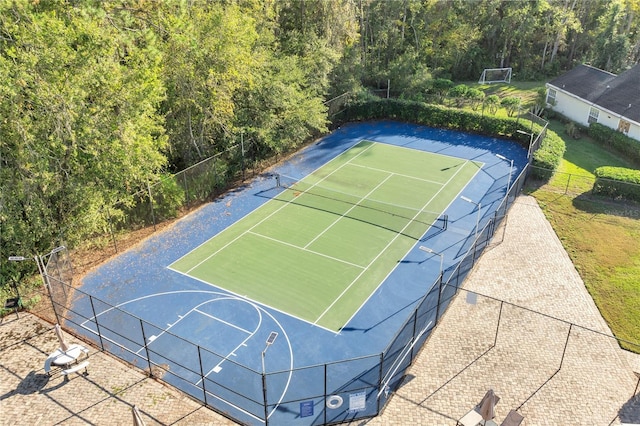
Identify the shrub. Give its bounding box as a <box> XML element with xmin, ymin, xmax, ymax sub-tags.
<box><xmin>565</xmin><ymin>122</ymin><xmax>580</xmax><ymax>139</ymax></box>
<box><xmin>530</xmin><ymin>129</ymin><xmax>565</xmax><ymax>180</ymax></box>
<box><xmin>484</xmin><ymin>95</ymin><xmax>500</xmax><ymax>115</ymax></box>
<box><xmin>152</xmin><ymin>174</ymin><xmax>186</xmax><ymax>221</ymax></box>
<box><xmin>589</xmin><ymin>123</ymin><xmax>640</xmax><ymax>166</ymax></box>
<box><xmin>449</xmin><ymin>84</ymin><xmax>469</xmax><ymax>107</ymax></box>
<box><xmin>500</xmin><ymin>96</ymin><xmax>520</xmax><ymax>117</ymax></box>
<box><xmin>465</xmin><ymin>88</ymin><xmax>485</xmax><ymax>111</ymax></box>
<box><xmin>336</xmin><ymin>98</ymin><xmax>565</xmax><ymax>182</ymax></box>
<box><xmin>593</xmin><ymin>166</ymin><xmax>640</xmax><ymax>201</ymax></box>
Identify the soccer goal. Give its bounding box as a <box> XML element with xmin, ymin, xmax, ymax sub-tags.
<box><xmin>478</xmin><ymin>67</ymin><xmax>512</xmax><ymax>84</ymax></box>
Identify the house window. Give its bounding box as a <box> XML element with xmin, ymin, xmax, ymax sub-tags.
<box><xmin>588</xmin><ymin>107</ymin><xmax>599</xmax><ymax>124</ymax></box>
<box><xmin>618</xmin><ymin>119</ymin><xmax>631</xmax><ymax>135</ymax></box>
<box><xmin>546</xmin><ymin>88</ymin><xmax>557</xmax><ymax>105</ymax></box>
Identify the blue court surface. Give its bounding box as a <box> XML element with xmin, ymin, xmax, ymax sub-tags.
<box><xmin>72</xmin><ymin>120</ymin><xmax>527</xmax><ymax>425</ymax></box>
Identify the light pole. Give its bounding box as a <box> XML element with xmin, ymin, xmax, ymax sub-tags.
<box><xmin>495</xmin><ymin>154</ymin><xmax>514</xmax><ymax>193</ymax></box>
<box><xmin>5</xmin><ymin>256</ymin><xmax>29</xmax><ymax>319</ymax></box>
<box><xmin>517</xmin><ymin>129</ymin><xmax>534</xmax><ymax>158</ymax></box>
<box><xmin>460</xmin><ymin>196</ymin><xmax>481</xmax><ymax>242</ymax></box>
<box><xmin>8</xmin><ymin>255</ymin><xmax>46</xmax><ymax>287</ymax></box>
<box><xmin>419</xmin><ymin>246</ymin><xmax>443</xmax><ymax>278</ymax></box>
<box><xmin>261</xmin><ymin>331</ymin><xmax>278</xmax><ymax>374</ymax></box>
<box><xmin>261</xmin><ymin>331</ymin><xmax>278</xmax><ymax>425</ymax></box>
<box><xmin>8</xmin><ymin>246</ymin><xmax>65</xmax><ymax>324</ymax></box>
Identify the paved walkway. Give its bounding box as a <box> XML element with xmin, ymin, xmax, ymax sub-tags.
<box><xmin>363</xmin><ymin>196</ymin><xmax>640</xmax><ymax>425</ymax></box>
<box><xmin>1</xmin><ymin>195</ymin><xmax>639</xmax><ymax>425</ymax></box>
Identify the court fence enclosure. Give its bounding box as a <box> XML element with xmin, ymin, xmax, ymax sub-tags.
<box><xmin>40</xmin><ymin>158</ymin><xmax>532</xmax><ymax>426</ymax></box>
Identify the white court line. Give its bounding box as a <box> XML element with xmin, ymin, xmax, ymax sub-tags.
<box><xmin>246</xmin><ymin>231</ymin><xmax>366</xmax><ymax>269</ymax></box>
<box><xmin>79</xmin><ymin>290</ymin><xmax>295</xmax><ymax>424</ymax></box>
<box><xmin>304</xmin><ymin>173</ymin><xmax>394</xmax><ymax>249</ymax></box>
<box><xmin>184</xmin><ymin>142</ymin><xmax>377</xmax><ymax>275</ymax></box>
<box><xmin>314</xmin><ymin>159</ymin><xmax>472</xmax><ymax>325</ymax></box>
<box><xmin>197</xmin><ymin>302</ymin><xmax>263</xmax><ymax>383</ymax></box>
<box><xmin>169</xmin><ymin>267</ymin><xmax>342</xmax><ymax>335</ymax></box>
<box><xmin>339</xmin><ymin>160</ymin><xmax>485</xmax><ymax>329</ymax></box>
<box><xmin>378</xmin><ymin>320</ymin><xmax>433</xmax><ymax>398</ymax></box>
<box><xmin>134</xmin><ymin>305</ymin><xmax>201</xmax><ymax>355</ymax></box>
<box><xmin>194</xmin><ymin>307</ymin><xmax>253</xmax><ymax>334</ymax></box>
<box><xmin>348</xmin><ymin>162</ymin><xmax>447</xmax><ymax>186</ymax></box>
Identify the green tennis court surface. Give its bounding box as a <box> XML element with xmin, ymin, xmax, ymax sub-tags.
<box><xmin>170</xmin><ymin>141</ymin><xmax>481</xmax><ymax>331</ymax></box>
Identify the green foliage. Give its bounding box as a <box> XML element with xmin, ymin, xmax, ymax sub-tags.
<box><xmin>0</xmin><ymin>1</ymin><xmax>332</xmax><ymax>270</ymax></box>
<box><xmin>465</xmin><ymin>88</ymin><xmax>485</xmax><ymax>111</ymax></box>
<box><xmin>152</xmin><ymin>175</ymin><xmax>186</xmax><ymax>221</ymax></box>
<box><xmin>588</xmin><ymin>123</ymin><xmax>640</xmax><ymax>165</ymax></box>
<box><xmin>429</xmin><ymin>78</ymin><xmax>454</xmax><ymax>102</ymax></box>
<box><xmin>484</xmin><ymin>95</ymin><xmax>501</xmax><ymax>115</ymax></box>
<box><xmin>448</xmin><ymin>84</ymin><xmax>469</xmax><ymax>108</ymax></box>
<box><xmin>500</xmin><ymin>97</ymin><xmax>521</xmax><ymax>117</ymax></box>
<box><xmin>337</xmin><ymin>98</ymin><xmax>516</xmax><ymax>137</ymax></box>
<box><xmin>593</xmin><ymin>166</ymin><xmax>640</xmax><ymax>201</ymax></box>
<box><xmin>0</xmin><ymin>2</ymin><xmax>167</xmax><ymax>268</ymax></box>
<box><xmin>449</xmin><ymin>84</ymin><xmax>469</xmax><ymax>98</ymax></box>
<box><xmin>531</xmin><ymin>128</ymin><xmax>566</xmax><ymax>180</ymax></box>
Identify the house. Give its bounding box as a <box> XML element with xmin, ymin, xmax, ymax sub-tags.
<box><xmin>546</xmin><ymin>63</ymin><xmax>640</xmax><ymax>141</ymax></box>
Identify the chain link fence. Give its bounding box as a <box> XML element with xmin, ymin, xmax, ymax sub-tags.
<box><xmin>34</xmin><ymin>158</ymin><xmax>529</xmax><ymax>425</ymax></box>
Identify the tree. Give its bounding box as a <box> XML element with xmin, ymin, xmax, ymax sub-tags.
<box><xmin>161</xmin><ymin>3</ymin><xmax>259</xmax><ymax>166</ymax></box>
<box><xmin>449</xmin><ymin>84</ymin><xmax>469</xmax><ymax>107</ymax></box>
<box><xmin>484</xmin><ymin>94</ymin><xmax>501</xmax><ymax>115</ymax></box>
<box><xmin>0</xmin><ymin>2</ymin><xmax>167</xmax><ymax>261</ymax></box>
<box><xmin>591</xmin><ymin>0</ymin><xmax>632</xmax><ymax>71</ymax></box>
<box><xmin>501</xmin><ymin>96</ymin><xmax>521</xmax><ymax>117</ymax></box>
<box><xmin>465</xmin><ymin>88</ymin><xmax>485</xmax><ymax>111</ymax></box>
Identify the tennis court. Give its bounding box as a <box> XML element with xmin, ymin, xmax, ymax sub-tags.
<box><xmin>170</xmin><ymin>141</ymin><xmax>481</xmax><ymax>331</ymax></box>
<box><xmin>69</xmin><ymin>121</ymin><xmax>528</xmax><ymax>425</ymax></box>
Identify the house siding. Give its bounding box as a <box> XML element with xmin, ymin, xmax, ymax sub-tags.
<box><xmin>546</xmin><ymin>64</ymin><xmax>640</xmax><ymax>143</ymax></box>
<box><xmin>547</xmin><ymin>84</ymin><xmax>640</xmax><ymax>143</ymax></box>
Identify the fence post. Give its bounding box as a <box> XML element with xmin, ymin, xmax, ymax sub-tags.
<box><xmin>323</xmin><ymin>363</ymin><xmax>329</xmax><ymax>425</ymax></box>
<box><xmin>182</xmin><ymin>171</ymin><xmax>190</xmax><ymax>205</ymax></box>
<box><xmin>103</xmin><ymin>205</ymin><xmax>118</xmax><ymax>254</ymax></box>
<box><xmin>410</xmin><ymin>308</ymin><xmax>419</xmax><ymax>362</ymax></box>
<box><xmin>197</xmin><ymin>346</ymin><xmax>208</xmax><ymax>405</ymax></box>
<box><xmin>147</xmin><ymin>182</ymin><xmax>156</xmax><ymax>231</ymax></box>
<box><xmin>139</xmin><ymin>319</ymin><xmax>153</xmax><ymax>376</ymax></box>
<box><xmin>563</xmin><ymin>172</ymin><xmax>572</xmax><ymax>195</ymax></box>
<box><xmin>376</xmin><ymin>352</ymin><xmax>384</xmax><ymax>415</ymax></box>
<box><xmin>213</xmin><ymin>159</ymin><xmax>218</xmax><ymax>193</ymax></box>
<box><xmin>89</xmin><ymin>296</ymin><xmax>105</xmax><ymax>350</ymax></box>
<box><xmin>262</xmin><ymin>370</ymin><xmax>269</xmax><ymax>425</ymax></box>
<box><xmin>241</xmin><ymin>133</ymin><xmax>245</xmax><ymax>180</ymax></box>
<box><xmin>435</xmin><ymin>274</ymin><xmax>443</xmax><ymax>324</ymax></box>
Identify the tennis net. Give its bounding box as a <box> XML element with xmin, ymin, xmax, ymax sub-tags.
<box><xmin>273</xmin><ymin>173</ymin><xmax>447</xmax><ymax>240</ymax></box>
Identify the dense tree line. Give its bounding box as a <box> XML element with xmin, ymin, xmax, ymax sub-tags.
<box><xmin>1</xmin><ymin>0</ymin><xmax>639</xmax><ymax>286</ymax></box>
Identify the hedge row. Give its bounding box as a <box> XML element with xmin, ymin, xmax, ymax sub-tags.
<box><xmin>593</xmin><ymin>166</ymin><xmax>640</xmax><ymax>201</ymax></box>
<box><xmin>589</xmin><ymin>123</ymin><xmax>640</xmax><ymax>166</ymax></box>
<box><xmin>336</xmin><ymin>98</ymin><xmax>565</xmax><ymax>180</ymax></box>
<box><xmin>337</xmin><ymin>97</ymin><xmax>517</xmax><ymax>138</ymax></box>
<box><xmin>529</xmin><ymin>128</ymin><xmax>566</xmax><ymax>180</ymax></box>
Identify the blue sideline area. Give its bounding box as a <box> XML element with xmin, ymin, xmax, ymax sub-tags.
<box><xmin>72</xmin><ymin>120</ymin><xmax>528</xmax><ymax>425</ymax></box>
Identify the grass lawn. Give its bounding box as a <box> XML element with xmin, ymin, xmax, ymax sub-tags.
<box><xmin>526</xmin><ymin>119</ymin><xmax>640</xmax><ymax>352</ymax></box>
